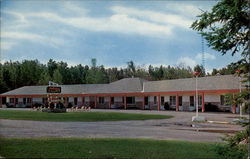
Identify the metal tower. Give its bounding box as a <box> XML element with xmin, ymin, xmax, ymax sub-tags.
<box><xmin>201</xmin><ymin>35</ymin><xmax>205</xmax><ymax>73</ymax></box>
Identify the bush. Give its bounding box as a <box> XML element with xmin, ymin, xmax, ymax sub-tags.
<box><xmin>6</xmin><ymin>103</ymin><xmax>14</xmax><ymax>108</ymax></box>
<box><xmin>215</xmin><ymin>144</ymin><xmax>248</xmax><ymax>159</ymax></box>
<box><xmin>33</xmin><ymin>103</ymin><xmax>43</xmax><ymax>108</ymax></box>
<box><xmin>215</xmin><ymin>120</ymin><xmax>249</xmax><ymax>159</ymax></box>
<box><xmin>67</xmin><ymin>102</ymin><xmax>73</xmax><ymax>108</ymax></box>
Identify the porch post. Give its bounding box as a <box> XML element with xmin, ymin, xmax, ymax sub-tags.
<box><xmin>142</xmin><ymin>96</ymin><xmax>145</xmax><ymax>110</ymax></box>
<box><xmin>0</xmin><ymin>96</ymin><xmax>2</xmax><ymax>107</ymax></box>
<box><xmin>232</xmin><ymin>104</ymin><xmax>236</xmax><ymax>114</ymax></box>
<box><xmin>94</xmin><ymin>96</ymin><xmax>97</xmax><ymax>109</ymax></box>
<box><xmin>157</xmin><ymin>95</ymin><xmax>160</xmax><ymax>111</ymax></box>
<box><xmin>31</xmin><ymin>97</ymin><xmax>33</xmax><ymax>107</ymax></box>
<box><xmin>176</xmin><ymin>94</ymin><xmax>179</xmax><ymax>111</ymax></box>
<box><xmin>124</xmin><ymin>96</ymin><xmax>127</xmax><ymax>109</ymax></box>
<box><xmin>14</xmin><ymin>96</ymin><xmax>16</xmax><ymax>107</ymax></box>
<box><xmin>109</xmin><ymin>96</ymin><xmax>111</xmax><ymax>109</ymax></box>
<box><xmin>202</xmin><ymin>92</ymin><xmax>205</xmax><ymax>112</ymax></box>
<box><xmin>82</xmin><ymin>96</ymin><xmax>85</xmax><ymax>106</ymax></box>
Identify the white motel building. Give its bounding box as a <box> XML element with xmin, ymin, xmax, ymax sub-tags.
<box><xmin>0</xmin><ymin>75</ymin><xmax>242</xmax><ymax>113</ymax></box>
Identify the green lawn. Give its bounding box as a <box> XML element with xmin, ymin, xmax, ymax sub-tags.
<box><xmin>0</xmin><ymin>138</ymin><xmax>220</xmax><ymax>159</ymax></box>
<box><xmin>0</xmin><ymin>110</ymin><xmax>172</xmax><ymax>122</ymax></box>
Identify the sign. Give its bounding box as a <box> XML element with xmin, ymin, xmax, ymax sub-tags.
<box><xmin>47</xmin><ymin>86</ymin><xmax>61</xmax><ymax>93</ymax></box>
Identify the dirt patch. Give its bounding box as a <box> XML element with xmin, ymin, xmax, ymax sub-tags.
<box><xmin>175</xmin><ymin>128</ymin><xmax>239</xmax><ymax>134</ymax></box>
<box><xmin>198</xmin><ymin>129</ymin><xmax>239</xmax><ymax>133</ymax></box>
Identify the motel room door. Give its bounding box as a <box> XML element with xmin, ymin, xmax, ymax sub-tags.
<box><xmin>144</xmin><ymin>96</ymin><xmax>149</xmax><ymax>109</ymax></box>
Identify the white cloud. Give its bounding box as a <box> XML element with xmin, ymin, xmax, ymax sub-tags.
<box><xmin>27</xmin><ymin>12</ymin><xmax>172</xmax><ymax>37</ymax></box>
<box><xmin>1</xmin><ymin>32</ymin><xmax>64</xmax><ymax>48</ymax></box>
<box><xmin>0</xmin><ymin>42</ymin><xmax>16</xmax><ymax>50</ymax></box>
<box><xmin>177</xmin><ymin>57</ymin><xmax>196</xmax><ymax>68</ymax></box>
<box><xmin>63</xmin><ymin>1</ymin><xmax>88</xmax><ymax>16</ymax></box>
<box><xmin>165</xmin><ymin>3</ymin><xmax>211</xmax><ymax>18</ymax></box>
<box><xmin>112</xmin><ymin>6</ymin><xmax>193</xmax><ymax>29</ymax></box>
<box><xmin>2</xmin><ymin>4</ymin><xmax>174</xmax><ymax>38</ymax></box>
<box><xmin>196</xmin><ymin>53</ymin><xmax>216</xmax><ymax>60</ymax></box>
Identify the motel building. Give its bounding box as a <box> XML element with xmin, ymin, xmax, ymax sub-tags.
<box><xmin>0</xmin><ymin>75</ymin><xmax>243</xmax><ymax>113</ymax></box>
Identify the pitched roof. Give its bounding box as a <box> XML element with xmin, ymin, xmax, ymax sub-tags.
<box><xmin>143</xmin><ymin>75</ymin><xmax>241</xmax><ymax>92</ymax></box>
<box><xmin>1</xmin><ymin>78</ymin><xmax>145</xmax><ymax>95</ymax></box>
<box><xmin>1</xmin><ymin>75</ymin><xmax>241</xmax><ymax>96</ymax></box>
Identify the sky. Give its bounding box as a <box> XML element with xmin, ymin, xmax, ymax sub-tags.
<box><xmin>0</xmin><ymin>0</ymin><xmax>241</xmax><ymax>73</ymax></box>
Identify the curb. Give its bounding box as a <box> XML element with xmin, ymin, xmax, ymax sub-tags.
<box><xmin>207</xmin><ymin>120</ymin><xmax>231</xmax><ymax>124</ymax></box>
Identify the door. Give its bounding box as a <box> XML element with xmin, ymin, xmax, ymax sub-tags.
<box><xmin>144</xmin><ymin>96</ymin><xmax>149</xmax><ymax>109</ymax></box>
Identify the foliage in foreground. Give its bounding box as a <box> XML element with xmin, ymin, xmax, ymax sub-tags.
<box><xmin>0</xmin><ymin>110</ymin><xmax>172</xmax><ymax>122</ymax></box>
<box><xmin>192</xmin><ymin>0</ymin><xmax>249</xmax><ymax>158</ymax></box>
<box><xmin>215</xmin><ymin>120</ymin><xmax>249</xmax><ymax>159</ymax></box>
<box><xmin>0</xmin><ymin>138</ymin><xmax>220</xmax><ymax>159</ymax></box>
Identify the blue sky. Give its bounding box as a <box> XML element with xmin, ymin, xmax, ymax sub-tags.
<box><xmin>0</xmin><ymin>0</ymin><xmax>241</xmax><ymax>73</ymax></box>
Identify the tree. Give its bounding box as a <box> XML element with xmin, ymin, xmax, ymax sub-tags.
<box><xmin>91</xmin><ymin>58</ymin><xmax>97</xmax><ymax>68</ymax></box>
<box><xmin>127</xmin><ymin>61</ymin><xmax>136</xmax><ymax>77</ymax></box>
<box><xmin>194</xmin><ymin>65</ymin><xmax>205</xmax><ymax>77</ymax></box>
<box><xmin>191</xmin><ymin>0</ymin><xmax>249</xmax><ymax>158</ymax></box>
<box><xmin>39</xmin><ymin>71</ymin><xmax>51</xmax><ymax>85</ymax></box>
<box><xmin>52</xmin><ymin>69</ymin><xmax>62</xmax><ymax>84</ymax></box>
<box><xmin>191</xmin><ymin>0</ymin><xmax>249</xmax><ymax>57</ymax></box>
<box><xmin>47</xmin><ymin>59</ymin><xmax>57</xmax><ymax>78</ymax></box>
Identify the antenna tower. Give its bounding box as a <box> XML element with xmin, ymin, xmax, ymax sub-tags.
<box><xmin>201</xmin><ymin>35</ymin><xmax>205</xmax><ymax>73</ymax></box>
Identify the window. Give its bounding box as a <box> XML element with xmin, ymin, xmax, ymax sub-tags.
<box><xmin>198</xmin><ymin>95</ymin><xmax>202</xmax><ymax>106</ymax></box>
<box><xmin>190</xmin><ymin>96</ymin><xmax>194</xmax><ymax>106</ymax></box>
<box><xmin>154</xmin><ymin>96</ymin><xmax>157</xmax><ymax>104</ymax></box>
<box><xmin>10</xmin><ymin>98</ymin><xmax>14</xmax><ymax>103</ymax></box>
<box><xmin>15</xmin><ymin>98</ymin><xmax>18</xmax><ymax>104</ymax></box>
<box><xmin>161</xmin><ymin>96</ymin><xmax>164</xmax><ymax>105</ymax></box>
<box><xmin>23</xmin><ymin>98</ymin><xmax>27</xmax><ymax>104</ymax></box>
<box><xmin>27</xmin><ymin>98</ymin><xmax>32</xmax><ymax>103</ymax></box>
<box><xmin>178</xmin><ymin>96</ymin><xmax>182</xmax><ymax>106</ymax></box>
<box><xmin>126</xmin><ymin>97</ymin><xmax>135</xmax><ymax>104</ymax></box>
<box><xmin>99</xmin><ymin>97</ymin><xmax>104</xmax><ymax>104</ymax></box>
<box><xmin>170</xmin><ymin>96</ymin><xmax>176</xmax><ymax>106</ymax></box>
<box><xmin>220</xmin><ymin>95</ymin><xmax>225</xmax><ymax>105</ymax></box>
<box><xmin>74</xmin><ymin>97</ymin><xmax>78</xmax><ymax>105</ymax></box>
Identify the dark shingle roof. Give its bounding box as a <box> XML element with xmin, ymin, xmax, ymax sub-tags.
<box><xmin>143</xmin><ymin>75</ymin><xmax>240</xmax><ymax>92</ymax></box>
<box><xmin>1</xmin><ymin>75</ymin><xmax>241</xmax><ymax>96</ymax></box>
<box><xmin>1</xmin><ymin>78</ymin><xmax>145</xmax><ymax>95</ymax></box>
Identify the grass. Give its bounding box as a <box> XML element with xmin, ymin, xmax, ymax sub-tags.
<box><xmin>0</xmin><ymin>110</ymin><xmax>172</xmax><ymax>122</ymax></box>
<box><xmin>0</xmin><ymin>138</ymin><xmax>221</xmax><ymax>159</ymax></box>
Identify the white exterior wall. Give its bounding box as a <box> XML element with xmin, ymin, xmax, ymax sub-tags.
<box><xmin>33</xmin><ymin>98</ymin><xmax>42</xmax><ymax>102</ymax></box>
<box><xmin>18</xmin><ymin>98</ymin><xmax>22</xmax><ymax>102</ymax></box>
<box><xmin>164</xmin><ymin>96</ymin><xmax>169</xmax><ymax>102</ymax></box>
<box><xmin>6</xmin><ymin>97</ymin><xmax>10</xmax><ymax>103</ymax></box>
<box><xmin>204</xmin><ymin>94</ymin><xmax>220</xmax><ymax>102</ymax></box>
<box><xmin>77</xmin><ymin>97</ymin><xmax>82</xmax><ymax>102</ymax></box>
<box><xmin>85</xmin><ymin>96</ymin><xmax>89</xmax><ymax>102</ymax></box>
<box><xmin>104</xmin><ymin>97</ymin><xmax>109</xmax><ymax>102</ymax></box>
<box><xmin>135</xmin><ymin>96</ymin><xmax>143</xmax><ymax>102</ymax></box>
<box><xmin>149</xmin><ymin>96</ymin><xmax>157</xmax><ymax>102</ymax></box>
<box><xmin>115</xmin><ymin>96</ymin><xmax>123</xmax><ymax>102</ymax></box>
<box><xmin>68</xmin><ymin>97</ymin><xmax>82</xmax><ymax>102</ymax></box>
<box><xmin>182</xmin><ymin>95</ymin><xmax>190</xmax><ymax>102</ymax></box>
<box><xmin>69</xmin><ymin>97</ymin><xmax>74</xmax><ymax>103</ymax></box>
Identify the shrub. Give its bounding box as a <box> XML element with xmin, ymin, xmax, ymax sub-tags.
<box><xmin>215</xmin><ymin>119</ymin><xmax>249</xmax><ymax>159</ymax></box>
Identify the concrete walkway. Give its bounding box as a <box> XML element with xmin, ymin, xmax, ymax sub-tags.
<box><xmin>0</xmin><ymin>109</ymin><xmax>247</xmax><ymax>142</ymax></box>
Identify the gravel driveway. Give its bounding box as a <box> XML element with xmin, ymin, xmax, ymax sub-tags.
<box><xmin>0</xmin><ymin>109</ymin><xmax>247</xmax><ymax>142</ymax></box>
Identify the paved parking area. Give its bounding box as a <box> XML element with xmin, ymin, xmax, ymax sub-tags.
<box><xmin>0</xmin><ymin>109</ymin><xmax>247</xmax><ymax>142</ymax></box>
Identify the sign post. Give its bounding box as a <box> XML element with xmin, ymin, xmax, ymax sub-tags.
<box><xmin>192</xmin><ymin>72</ymin><xmax>206</xmax><ymax>122</ymax></box>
